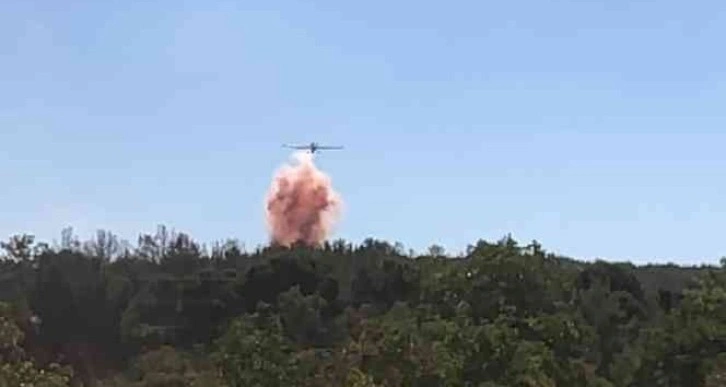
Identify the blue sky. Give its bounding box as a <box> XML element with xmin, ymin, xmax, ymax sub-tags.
<box><xmin>1</xmin><ymin>0</ymin><xmax>725</xmax><ymax>264</ymax></box>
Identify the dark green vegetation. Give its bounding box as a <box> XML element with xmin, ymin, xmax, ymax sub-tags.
<box><xmin>1</xmin><ymin>226</ymin><xmax>725</xmax><ymax>386</ymax></box>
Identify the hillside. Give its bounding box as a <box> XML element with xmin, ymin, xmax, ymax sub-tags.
<box><xmin>1</xmin><ymin>228</ymin><xmax>724</xmax><ymax>386</ymax></box>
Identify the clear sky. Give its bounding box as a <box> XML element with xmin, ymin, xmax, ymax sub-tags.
<box><xmin>1</xmin><ymin>0</ymin><xmax>725</xmax><ymax>264</ymax></box>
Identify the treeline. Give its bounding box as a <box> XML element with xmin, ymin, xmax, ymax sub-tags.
<box><xmin>0</xmin><ymin>226</ymin><xmax>725</xmax><ymax>386</ymax></box>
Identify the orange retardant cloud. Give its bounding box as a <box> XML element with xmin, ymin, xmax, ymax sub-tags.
<box><xmin>265</xmin><ymin>151</ymin><xmax>342</xmax><ymax>247</ymax></box>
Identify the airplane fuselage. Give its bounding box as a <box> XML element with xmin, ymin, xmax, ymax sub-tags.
<box><xmin>283</xmin><ymin>142</ymin><xmax>342</xmax><ymax>153</ymax></box>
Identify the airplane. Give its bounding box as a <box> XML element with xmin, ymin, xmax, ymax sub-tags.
<box><xmin>282</xmin><ymin>142</ymin><xmax>344</xmax><ymax>154</ymax></box>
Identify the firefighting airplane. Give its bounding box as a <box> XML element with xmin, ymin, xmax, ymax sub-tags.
<box><xmin>282</xmin><ymin>142</ymin><xmax>344</xmax><ymax>154</ymax></box>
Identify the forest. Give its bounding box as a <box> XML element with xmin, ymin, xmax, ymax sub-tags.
<box><xmin>0</xmin><ymin>226</ymin><xmax>725</xmax><ymax>386</ymax></box>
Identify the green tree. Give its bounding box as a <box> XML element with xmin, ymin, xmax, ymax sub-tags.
<box><xmin>99</xmin><ymin>346</ymin><xmax>225</xmax><ymax>387</ymax></box>
<box><xmin>213</xmin><ymin>310</ymin><xmax>300</xmax><ymax>387</ymax></box>
<box><xmin>0</xmin><ymin>302</ymin><xmax>72</xmax><ymax>386</ymax></box>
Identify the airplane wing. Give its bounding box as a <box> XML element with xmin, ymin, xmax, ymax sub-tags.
<box><xmin>316</xmin><ymin>145</ymin><xmax>344</xmax><ymax>150</ymax></box>
<box><xmin>282</xmin><ymin>144</ymin><xmax>310</xmax><ymax>149</ymax></box>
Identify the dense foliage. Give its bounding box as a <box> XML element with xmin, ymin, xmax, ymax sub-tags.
<box><xmin>0</xmin><ymin>226</ymin><xmax>723</xmax><ymax>386</ymax></box>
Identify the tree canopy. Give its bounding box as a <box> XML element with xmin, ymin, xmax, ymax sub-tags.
<box><xmin>0</xmin><ymin>227</ymin><xmax>722</xmax><ymax>386</ymax></box>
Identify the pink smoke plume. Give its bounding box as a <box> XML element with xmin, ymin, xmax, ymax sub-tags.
<box><xmin>265</xmin><ymin>151</ymin><xmax>342</xmax><ymax>247</ymax></box>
